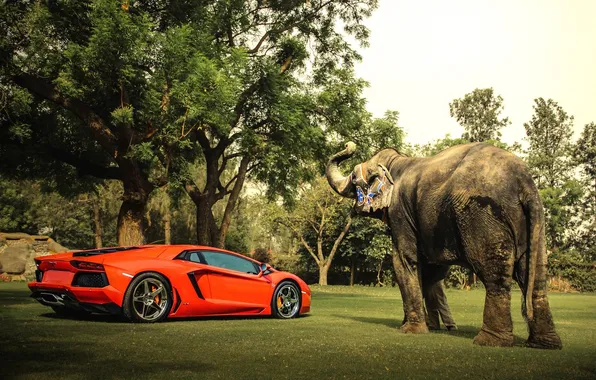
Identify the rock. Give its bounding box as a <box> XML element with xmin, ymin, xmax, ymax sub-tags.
<box><xmin>47</xmin><ymin>239</ymin><xmax>68</xmax><ymax>253</ymax></box>
<box><xmin>0</xmin><ymin>232</ymin><xmax>39</xmax><ymax>240</ymax></box>
<box><xmin>0</xmin><ymin>232</ymin><xmax>69</xmax><ymax>280</ymax></box>
<box><xmin>0</xmin><ymin>243</ymin><xmax>34</xmax><ymax>274</ymax></box>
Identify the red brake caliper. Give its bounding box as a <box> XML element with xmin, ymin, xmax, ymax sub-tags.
<box><xmin>152</xmin><ymin>285</ymin><xmax>160</xmax><ymax>304</ymax></box>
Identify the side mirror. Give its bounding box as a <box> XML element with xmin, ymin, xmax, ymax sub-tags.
<box><xmin>258</xmin><ymin>263</ymin><xmax>268</xmax><ymax>277</ymax></box>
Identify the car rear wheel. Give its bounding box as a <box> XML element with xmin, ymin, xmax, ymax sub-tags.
<box><xmin>272</xmin><ymin>281</ymin><xmax>301</xmax><ymax>319</ymax></box>
<box><xmin>123</xmin><ymin>272</ymin><xmax>173</xmax><ymax>323</ymax></box>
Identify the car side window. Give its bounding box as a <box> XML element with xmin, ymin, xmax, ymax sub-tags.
<box><xmin>201</xmin><ymin>251</ymin><xmax>259</xmax><ymax>274</ymax></box>
<box><xmin>188</xmin><ymin>251</ymin><xmax>202</xmax><ymax>263</ymax></box>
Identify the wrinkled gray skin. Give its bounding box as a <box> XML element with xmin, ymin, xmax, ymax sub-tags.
<box><xmin>326</xmin><ymin>142</ymin><xmax>562</xmax><ymax>349</ymax></box>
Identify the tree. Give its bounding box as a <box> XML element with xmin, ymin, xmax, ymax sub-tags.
<box><xmin>524</xmin><ymin>98</ymin><xmax>574</xmax><ymax>188</ymax></box>
<box><xmin>523</xmin><ymin>98</ymin><xmax>579</xmax><ymax>249</ymax></box>
<box><xmin>339</xmin><ymin>217</ymin><xmax>391</xmax><ymax>286</ymax></box>
<box><xmin>449</xmin><ymin>88</ymin><xmax>511</xmax><ymax>142</ymax></box>
<box><xmin>413</xmin><ymin>134</ymin><xmax>470</xmax><ymax>157</ymax></box>
<box><xmin>571</xmin><ymin>122</ymin><xmax>596</xmax><ymax>261</ymax></box>
<box><xmin>1</xmin><ymin>0</ymin><xmax>379</xmax><ymax>247</ymax></box>
<box><xmin>575</xmin><ymin>122</ymin><xmax>596</xmax><ymax>200</ymax></box>
<box><xmin>278</xmin><ymin>177</ymin><xmax>352</xmax><ymax>285</ymax></box>
<box><xmin>539</xmin><ymin>181</ymin><xmax>584</xmax><ymax>250</ymax></box>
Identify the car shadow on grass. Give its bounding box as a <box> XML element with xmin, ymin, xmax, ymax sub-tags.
<box><xmin>336</xmin><ymin>314</ymin><xmax>528</xmax><ymax>347</ymax></box>
<box><xmin>165</xmin><ymin>313</ymin><xmax>311</xmax><ymax>323</ymax></box>
<box><xmin>38</xmin><ymin>311</ymin><xmax>311</xmax><ymax>323</ymax></box>
<box><xmin>40</xmin><ymin>312</ymin><xmax>127</xmax><ymax>323</ymax></box>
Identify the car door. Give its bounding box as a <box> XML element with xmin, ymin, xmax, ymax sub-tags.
<box><xmin>200</xmin><ymin>250</ymin><xmax>272</xmax><ymax>314</ymax></box>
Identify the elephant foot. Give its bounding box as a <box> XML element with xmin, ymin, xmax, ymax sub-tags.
<box><xmin>473</xmin><ymin>328</ymin><xmax>514</xmax><ymax>347</ymax></box>
<box><xmin>526</xmin><ymin>332</ymin><xmax>562</xmax><ymax>350</ymax></box>
<box><xmin>398</xmin><ymin>322</ymin><xmax>429</xmax><ymax>334</ymax></box>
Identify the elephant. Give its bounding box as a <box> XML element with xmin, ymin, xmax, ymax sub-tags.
<box><xmin>325</xmin><ymin>141</ymin><xmax>562</xmax><ymax>349</ymax></box>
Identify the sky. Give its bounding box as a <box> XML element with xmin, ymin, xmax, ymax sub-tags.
<box><xmin>353</xmin><ymin>0</ymin><xmax>596</xmax><ymax>146</ymax></box>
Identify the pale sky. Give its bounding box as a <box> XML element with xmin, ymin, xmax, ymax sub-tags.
<box><xmin>354</xmin><ymin>0</ymin><xmax>596</xmax><ymax>146</ymax></box>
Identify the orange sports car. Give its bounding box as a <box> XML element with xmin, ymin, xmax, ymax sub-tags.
<box><xmin>28</xmin><ymin>245</ymin><xmax>311</xmax><ymax>322</ymax></box>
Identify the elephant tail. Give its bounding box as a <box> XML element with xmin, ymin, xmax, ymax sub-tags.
<box><xmin>524</xmin><ymin>195</ymin><xmax>545</xmax><ymax>322</ymax></box>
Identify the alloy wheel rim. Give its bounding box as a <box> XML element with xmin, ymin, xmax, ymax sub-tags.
<box><xmin>132</xmin><ymin>278</ymin><xmax>168</xmax><ymax>321</ymax></box>
<box><xmin>277</xmin><ymin>284</ymin><xmax>299</xmax><ymax>318</ymax></box>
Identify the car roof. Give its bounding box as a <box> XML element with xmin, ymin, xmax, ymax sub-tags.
<box><xmin>157</xmin><ymin>245</ymin><xmax>260</xmax><ymax>263</ymax></box>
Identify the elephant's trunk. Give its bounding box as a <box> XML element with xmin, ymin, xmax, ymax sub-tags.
<box><xmin>326</xmin><ymin>142</ymin><xmax>357</xmax><ymax>198</ymax></box>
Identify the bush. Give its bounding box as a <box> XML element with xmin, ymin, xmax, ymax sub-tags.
<box><xmin>224</xmin><ymin>231</ymin><xmax>249</xmax><ymax>255</ymax></box>
<box><xmin>252</xmin><ymin>247</ymin><xmax>271</xmax><ymax>263</ymax></box>
<box><xmin>548</xmin><ymin>250</ymin><xmax>596</xmax><ymax>292</ymax></box>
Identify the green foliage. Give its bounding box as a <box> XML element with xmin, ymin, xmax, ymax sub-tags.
<box><xmin>548</xmin><ymin>250</ymin><xmax>596</xmax><ymax>292</ymax></box>
<box><xmin>449</xmin><ymin>88</ymin><xmax>511</xmax><ymax>142</ymax></box>
<box><xmin>1</xmin><ymin>0</ymin><xmax>380</xmax><ymax>246</ymax></box>
<box><xmin>574</xmin><ymin>122</ymin><xmax>596</xmax><ymax>178</ymax></box>
<box><xmin>224</xmin><ymin>230</ymin><xmax>250</xmax><ymax>255</ymax></box>
<box><xmin>413</xmin><ymin>134</ymin><xmax>470</xmax><ymax>157</ymax></box>
<box><xmin>524</xmin><ymin>98</ymin><xmax>575</xmax><ymax>188</ymax></box>
<box><xmin>252</xmin><ymin>247</ymin><xmax>272</xmax><ymax>263</ymax></box>
<box><xmin>569</xmin><ymin>122</ymin><xmax>596</xmax><ymax>261</ymax></box>
<box><xmin>0</xmin><ymin>178</ymin><xmax>36</xmax><ymax>232</ymax></box>
<box><xmin>540</xmin><ymin>181</ymin><xmax>584</xmax><ymax>248</ymax></box>
<box><xmin>523</xmin><ymin>98</ymin><xmax>583</xmax><ymax>249</ymax></box>
<box><xmin>0</xmin><ymin>177</ymin><xmax>103</xmax><ymax>249</ymax></box>
<box><xmin>445</xmin><ymin>266</ymin><xmax>468</xmax><ymax>289</ymax></box>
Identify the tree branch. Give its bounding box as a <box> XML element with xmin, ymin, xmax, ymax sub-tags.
<box><xmin>280</xmin><ymin>219</ymin><xmax>320</xmax><ymax>265</ymax></box>
<box><xmin>218</xmin><ymin>155</ymin><xmax>250</xmax><ymax>244</ymax></box>
<box><xmin>247</xmin><ymin>0</ymin><xmax>332</xmax><ymax>54</ymax></box>
<box><xmin>48</xmin><ymin>147</ymin><xmax>121</xmax><ymax>180</ymax></box>
<box><xmin>327</xmin><ymin>215</ymin><xmax>352</xmax><ymax>265</ymax></box>
<box><xmin>12</xmin><ymin>73</ymin><xmax>118</xmax><ymax>157</ymax></box>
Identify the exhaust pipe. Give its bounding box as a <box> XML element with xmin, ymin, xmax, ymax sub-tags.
<box><xmin>38</xmin><ymin>292</ymin><xmax>66</xmax><ymax>306</ymax></box>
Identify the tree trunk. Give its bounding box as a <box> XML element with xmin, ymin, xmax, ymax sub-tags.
<box><xmin>218</xmin><ymin>156</ymin><xmax>250</xmax><ymax>247</ymax></box>
<box><xmin>93</xmin><ymin>200</ymin><xmax>103</xmax><ymax>248</ymax></box>
<box><xmin>319</xmin><ymin>264</ymin><xmax>329</xmax><ymax>286</ymax></box>
<box><xmin>350</xmin><ymin>259</ymin><xmax>356</xmax><ymax>286</ymax></box>
<box><xmin>117</xmin><ymin>197</ymin><xmax>146</xmax><ymax>246</ymax></box>
<box><xmin>163</xmin><ymin>206</ymin><xmax>171</xmax><ymax>245</ymax></box>
<box><xmin>117</xmin><ymin>182</ymin><xmax>150</xmax><ymax>246</ymax></box>
<box><xmin>195</xmin><ymin>195</ymin><xmax>215</xmax><ymax>246</ymax></box>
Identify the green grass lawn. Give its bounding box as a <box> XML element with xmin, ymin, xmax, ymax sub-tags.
<box><xmin>1</xmin><ymin>283</ymin><xmax>595</xmax><ymax>380</ymax></box>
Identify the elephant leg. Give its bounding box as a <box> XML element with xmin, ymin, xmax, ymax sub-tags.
<box><xmin>392</xmin><ymin>253</ymin><xmax>428</xmax><ymax>334</ymax></box>
<box><xmin>472</xmin><ymin>244</ymin><xmax>515</xmax><ymax>346</ymax></box>
<box><xmin>473</xmin><ymin>249</ymin><xmax>515</xmax><ymax>347</ymax></box>
<box><xmin>515</xmin><ymin>255</ymin><xmax>562</xmax><ymax>349</ymax></box>
<box><xmin>473</xmin><ymin>282</ymin><xmax>514</xmax><ymax>347</ymax></box>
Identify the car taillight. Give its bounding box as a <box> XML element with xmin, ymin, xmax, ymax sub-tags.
<box><xmin>70</xmin><ymin>261</ymin><xmax>104</xmax><ymax>271</ymax></box>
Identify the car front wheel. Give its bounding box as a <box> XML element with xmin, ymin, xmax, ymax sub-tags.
<box><xmin>272</xmin><ymin>281</ymin><xmax>301</xmax><ymax>319</ymax></box>
<box><xmin>123</xmin><ymin>272</ymin><xmax>173</xmax><ymax>323</ymax></box>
